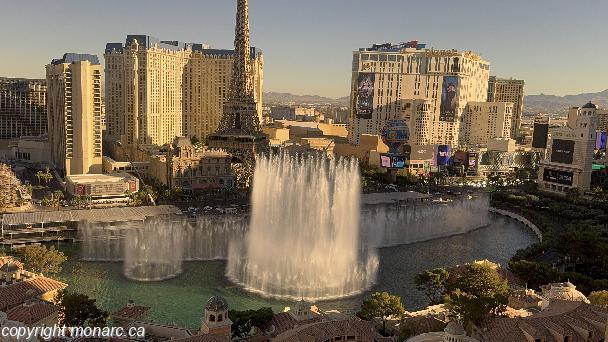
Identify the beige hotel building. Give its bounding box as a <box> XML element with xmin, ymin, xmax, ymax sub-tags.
<box><xmin>348</xmin><ymin>41</ymin><xmax>513</xmax><ymax>148</ymax></box>
<box><xmin>488</xmin><ymin>76</ymin><xmax>525</xmax><ymax>139</ymax></box>
<box><xmin>46</xmin><ymin>54</ymin><xmax>103</xmax><ymax>176</ymax></box>
<box><xmin>104</xmin><ymin>35</ymin><xmax>263</xmax><ymax>148</ymax></box>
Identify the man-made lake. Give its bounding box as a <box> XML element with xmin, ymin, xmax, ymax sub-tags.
<box><xmin>57</xmin><ymin>214</ymin><xmax>537</xmax><ymax>329</ymax></box>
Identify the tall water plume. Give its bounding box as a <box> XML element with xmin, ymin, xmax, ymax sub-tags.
<box><xmin>227</xmin><ymin>153</ymin><xmax>378</xmax><ymax>301</ymax></box>
<box><xmin>123</xmin><ymin>217</ymin><xmax>184</xmax><ymax>281</ymax></box>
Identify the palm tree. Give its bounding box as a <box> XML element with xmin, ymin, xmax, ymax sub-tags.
<box><xmin>83</xmin><ymin>194</ymin><xmax>92</xmax><ymax>208</ymax></box>
<box><xmin>43</xmin><ymin>167</ymin><xmax>53</xmax><ymax>184</ymax></box>
<box><xmin>52</xmin><ymin>190</ymin><xmax>64</xmax><ymax>210</ymax></box>
<box><xmin>35</xmin><ymin>170</ymin><xmax>45</xmax><ymax>185</ymax></box>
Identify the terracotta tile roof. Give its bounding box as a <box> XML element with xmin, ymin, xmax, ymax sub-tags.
<box><xmin>173</xmin><ymin>334</ymin><xmax>224</xmax><ymax>342</ymax></box>
<box><xmin>112</xmin><ymin>304</ymin><xmax>150</xmax><ymax>320</ymax></box>
<box><xmin>273</xmin><ymin>318</ymin><xmax>378</xmax><ymax>342</ymax></box>
<box><xmin>266</xmin><ymin>312</ymin><xmax>322</xmax><ymax>336</ymax></box>
<box><xmin>6</xmin><ymin>299</ymin><xmax>59</xmax><ymax>325</ymax></box>
<box><xmin>400</xmin><ymin>315</ymin><xmax>447</xmax><ymax>336</ymax></box>
<box><xmin>476</xmin><ymin>300</ymin><xmax>608</xmax><ymax>342</ymax></box>
<box><xmin>0</xmin><ymin>276</ymin><xmax>67</xmax><ymax>311</ymax></box>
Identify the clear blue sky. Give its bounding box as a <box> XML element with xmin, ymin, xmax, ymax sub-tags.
<box><xmin>1</xmin><ymin>0</ymin><xmax>606</xmax><ymax>98</ymax></box>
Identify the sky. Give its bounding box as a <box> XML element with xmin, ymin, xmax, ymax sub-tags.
<box><xmin>1</xmin><ymin>0</ymin><xmax>607</xmax><ymax>99</ymax></box>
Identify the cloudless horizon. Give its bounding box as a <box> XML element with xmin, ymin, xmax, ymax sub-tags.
<box><xmin>1</xmin><ymin>0</ymin><xmax>607</xmax><ymax>98</ymax></box>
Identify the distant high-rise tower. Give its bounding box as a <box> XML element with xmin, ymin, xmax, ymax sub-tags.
<box><xmin>207</xmin><ymin>0</ymin><xmax>269</xmax><ymax>185</ymax></box>
<box><xmin>0</xmin><ymin>78</ymin><xmax>47</xmax><ymax>139</ymax></box>
<box><xmin>104</xmin><ymin>36</ymin><xmax>264</xmax><ymax>147</ymax></box>
<box><xmin>488</xmin><ymin>76</ymin><xmax>525</xmax><ymax>139</ymax></box>
<box><xmin>46</xmin><ymin>53</ymin><xmax>103</xmax><ymax>176</ymax></box>
<box><xmin>348</xmin><ymin>42</ymin><xmax>513</xmax><ymax>147</ymax></box>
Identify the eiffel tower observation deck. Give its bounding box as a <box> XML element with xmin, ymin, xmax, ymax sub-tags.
<box><xmin>207</xmin><ymin>0</ymin><xmax>269</xmax><ymax>186</ymax></box>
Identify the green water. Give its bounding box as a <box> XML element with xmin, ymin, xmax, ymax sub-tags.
<box><xmin>56</xmin><ymin>253</ymin><xmax>288</xmax><ymax>329</ymax></box>
<box><xmin>56</xmin><ymin>215</ymin><xmax>537</xmax><ymax>329</ymax></box>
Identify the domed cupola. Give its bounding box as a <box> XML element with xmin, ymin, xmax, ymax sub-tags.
<box><xmin>200</xmin><ymin>296</ymin><xmax>232</xmax><ymax>340</ymax></box>
<box><xmin>582</xmin><ymin>102</ymin><xmax>598</xmax><ymax>109</ymax></box>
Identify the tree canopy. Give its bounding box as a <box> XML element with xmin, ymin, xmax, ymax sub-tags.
<box><xmin>55</xmin><ymin>290</ymin><xmax>108</xmax><ymax>327</ymax></box>
<box><xmin>589</xmin><ymin>290</ymin><xmax>608</xmax><ymax>308</ymax></box>
<box><xmin>228</xmin><ymin>307</ymin><xmax>274</xmax><ymax>338</ymax></box>
<box><xmin>21</xmin><ymin>244</ymin><xmax>67</xmax><ymax>275</ymax></box>
<box><xmin>358</xmin><ymin>291</ymin><xmax>405</xmax><ymax>336</ymax></box>
<box><xmin>415</xmin><ymin>267</ymin><xmax>449</xmax><ymax>305</ymax></box>
<box><xmin>444</xmin><ymin>263</ymin><xmax>509</xmax><ymax>328</ymax></box>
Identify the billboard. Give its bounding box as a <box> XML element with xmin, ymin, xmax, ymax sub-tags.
<box><xmin>380</xmin><ymin>154</ymin><xmax>407</xmax><ymax>169</ymax></box>
<box><xmin>75</xmin><ymin>184</ymin><xmax>86</xmax><ymax>196</ymax></box>
<box><xmin>468</xmin><ymin>152</ymin><xmax>478</xmax><ymax>168</ymax></box>
<box><xmin>391</xmin><ymin>156</ymin><xmax>407</xmax><ymax>168</ymax></box>
<box><xmin>380</xmin><ymin>155</ymin><xmax>391</xmax><ymax>168</ymax></box>
<box><xmin>453</xmin><ymin>151</ymin><xmax>467</xmax><ymax>166</ymax></box>
<box><xmin>551</xmin><ymin>139</ymin><xmax>575</xmax><ymax>164</ymax></box>
<box><xmin>356</xmin><ymin>73</ymin><xmax>375</xmax><ymax>119</ymax></box>
<box><xmin>410</xmin><ymin>145</ymin><xmax>436</xmax><ymax>161</ymax></box>
<box><xmin>532</xmin><ymin>123</ymin><xmax>549</xmax><ymax>148</ymax></box>
<box><xmin>543</xmin><ymin>169</ymin><xmax>573</xmax><ymax>186</ymax></box>
<box><xmin>437</xmin><ymin>145</ymin><xmax>451</xmax><ymax>166</ymax></box>
<box><xmin>595</xmin><ymin>131</ymin><xmax>607</xmax><ymax>150</ymax></box>
<box><xmin>440</xmin><ymin>76</ymin><xmax>459</xmax><ymax>122</ymax></box>
<box><xmin>129</xmin><ymin>180</ymin><xmax>138</xmax><ymax>193</ymax></box>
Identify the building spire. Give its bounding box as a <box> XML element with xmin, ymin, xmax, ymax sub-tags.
<box><xmin>231</xmin><ymin>0</ymin><xmax>254</xmax><ymax>100</ymax></box>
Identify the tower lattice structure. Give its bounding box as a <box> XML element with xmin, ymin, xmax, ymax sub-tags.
<box><xmin>208</xmin><ymin>0</ymin><xmax>269</xmax><ymax>187</ymax></box>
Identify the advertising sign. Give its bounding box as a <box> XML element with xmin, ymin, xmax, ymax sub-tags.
<box><xmin>440</xmin><ymin>76</ymin><xmax>459</xmax><ymax>122</ymax></box>
<box><xmin>551</xmin><ymin>139</ymin><xmax>575</xmax><ymax>164</ymax></box>
<box><xmin>381</xmin><ymin>120</ymin><xmax>409</xmax><ymax>154</ymax></box>
<box><xmin>467</xmin><ymin>152</ymin><xmax>478</xmax><ymax>168</ymax></box>
<box><xmin>595</xmin><ymin>131</ymin><xmax>607</xmax><ymax>150</ymax></box>
<box><xmin>437</xmin><ymin>145</ymin><xmax>451</xmax><ymax>166</ymax></box>
<box><xmin>129</xmin><ymin>180</ymin><xmax>137</xmax><ymax>193</ymax></box>
<box><xmin>532</xmin><ymin>123</ymin><xmax>549</xmax><ymax>148</ymax></box>
<box><xmin>410</xmin><ymin>145</ymin><xmax>435</xmax><ymax>161</ymax></box>
<box><xmin>391</xmin><ymin>156</ymin><xmax>406</xmax><ymax>168</ymax></box>
<box><xmin>75</xmin><ymin>184</ymin><xmax>86</xmax><ymax>196</ymax></box>
<box><xmin>356</xmin><ymin>73</ymin><xmax>375</xmax><ymax>119</ymax></box>
<box><xmin>380</xmin><ymin>155</ymin><xmax>391</xmax><ymax>168</ymax></box>
<box><xmin>380</xmin><ymin>154</ymin><xmax>407</xmax><ymax>169</ymax></box>
<box><xmin>543</xmin><ymin>169</ymin><xmax>574</xmax><ymax>186</ymax></box>
<box><xmin>453</xmin><ymin>151</ymin><xmax>467</xmax><ymax>166</ymax></box>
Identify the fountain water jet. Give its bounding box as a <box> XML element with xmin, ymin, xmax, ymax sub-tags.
<box><xmin>227</xmin><ymin>152</ymin><xmax>378</xmax><ymax>301</ymax></box>
<box><xmin>123</xmin><ymin>217</ymin><xmax>184</xmax><ymax>281</ymax></box>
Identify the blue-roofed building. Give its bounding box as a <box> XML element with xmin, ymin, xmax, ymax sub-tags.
<box><xmin>103</xmin><ymin>35</ymin><xmax>264</xmax><ymax>147</ymax></box>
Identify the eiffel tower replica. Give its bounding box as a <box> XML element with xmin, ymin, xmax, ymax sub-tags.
<box><xmin>207</xmin><ymin>0</ymin><xmax>269</xmax><ymax>187</ymax></box>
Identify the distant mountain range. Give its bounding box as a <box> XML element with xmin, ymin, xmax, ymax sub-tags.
<box><xmin>263</xmin><ymin>92</ymin><xmax>349</xmax><ymax>106</ymax></box>
<box><xmin>263</xmin><ymin>89</ymin><xmax>608</xmax><ymax>114</ymax></box>
<box><xmin>524</xmin><ymin>89</ymin><xmax>608</xmax><ymax>115</ymax></box>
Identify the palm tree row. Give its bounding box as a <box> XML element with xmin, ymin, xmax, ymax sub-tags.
<box><xmin>35</xmin><ymin>167</ymin><xmax>53</xmax><ymax>185</ymax></box>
